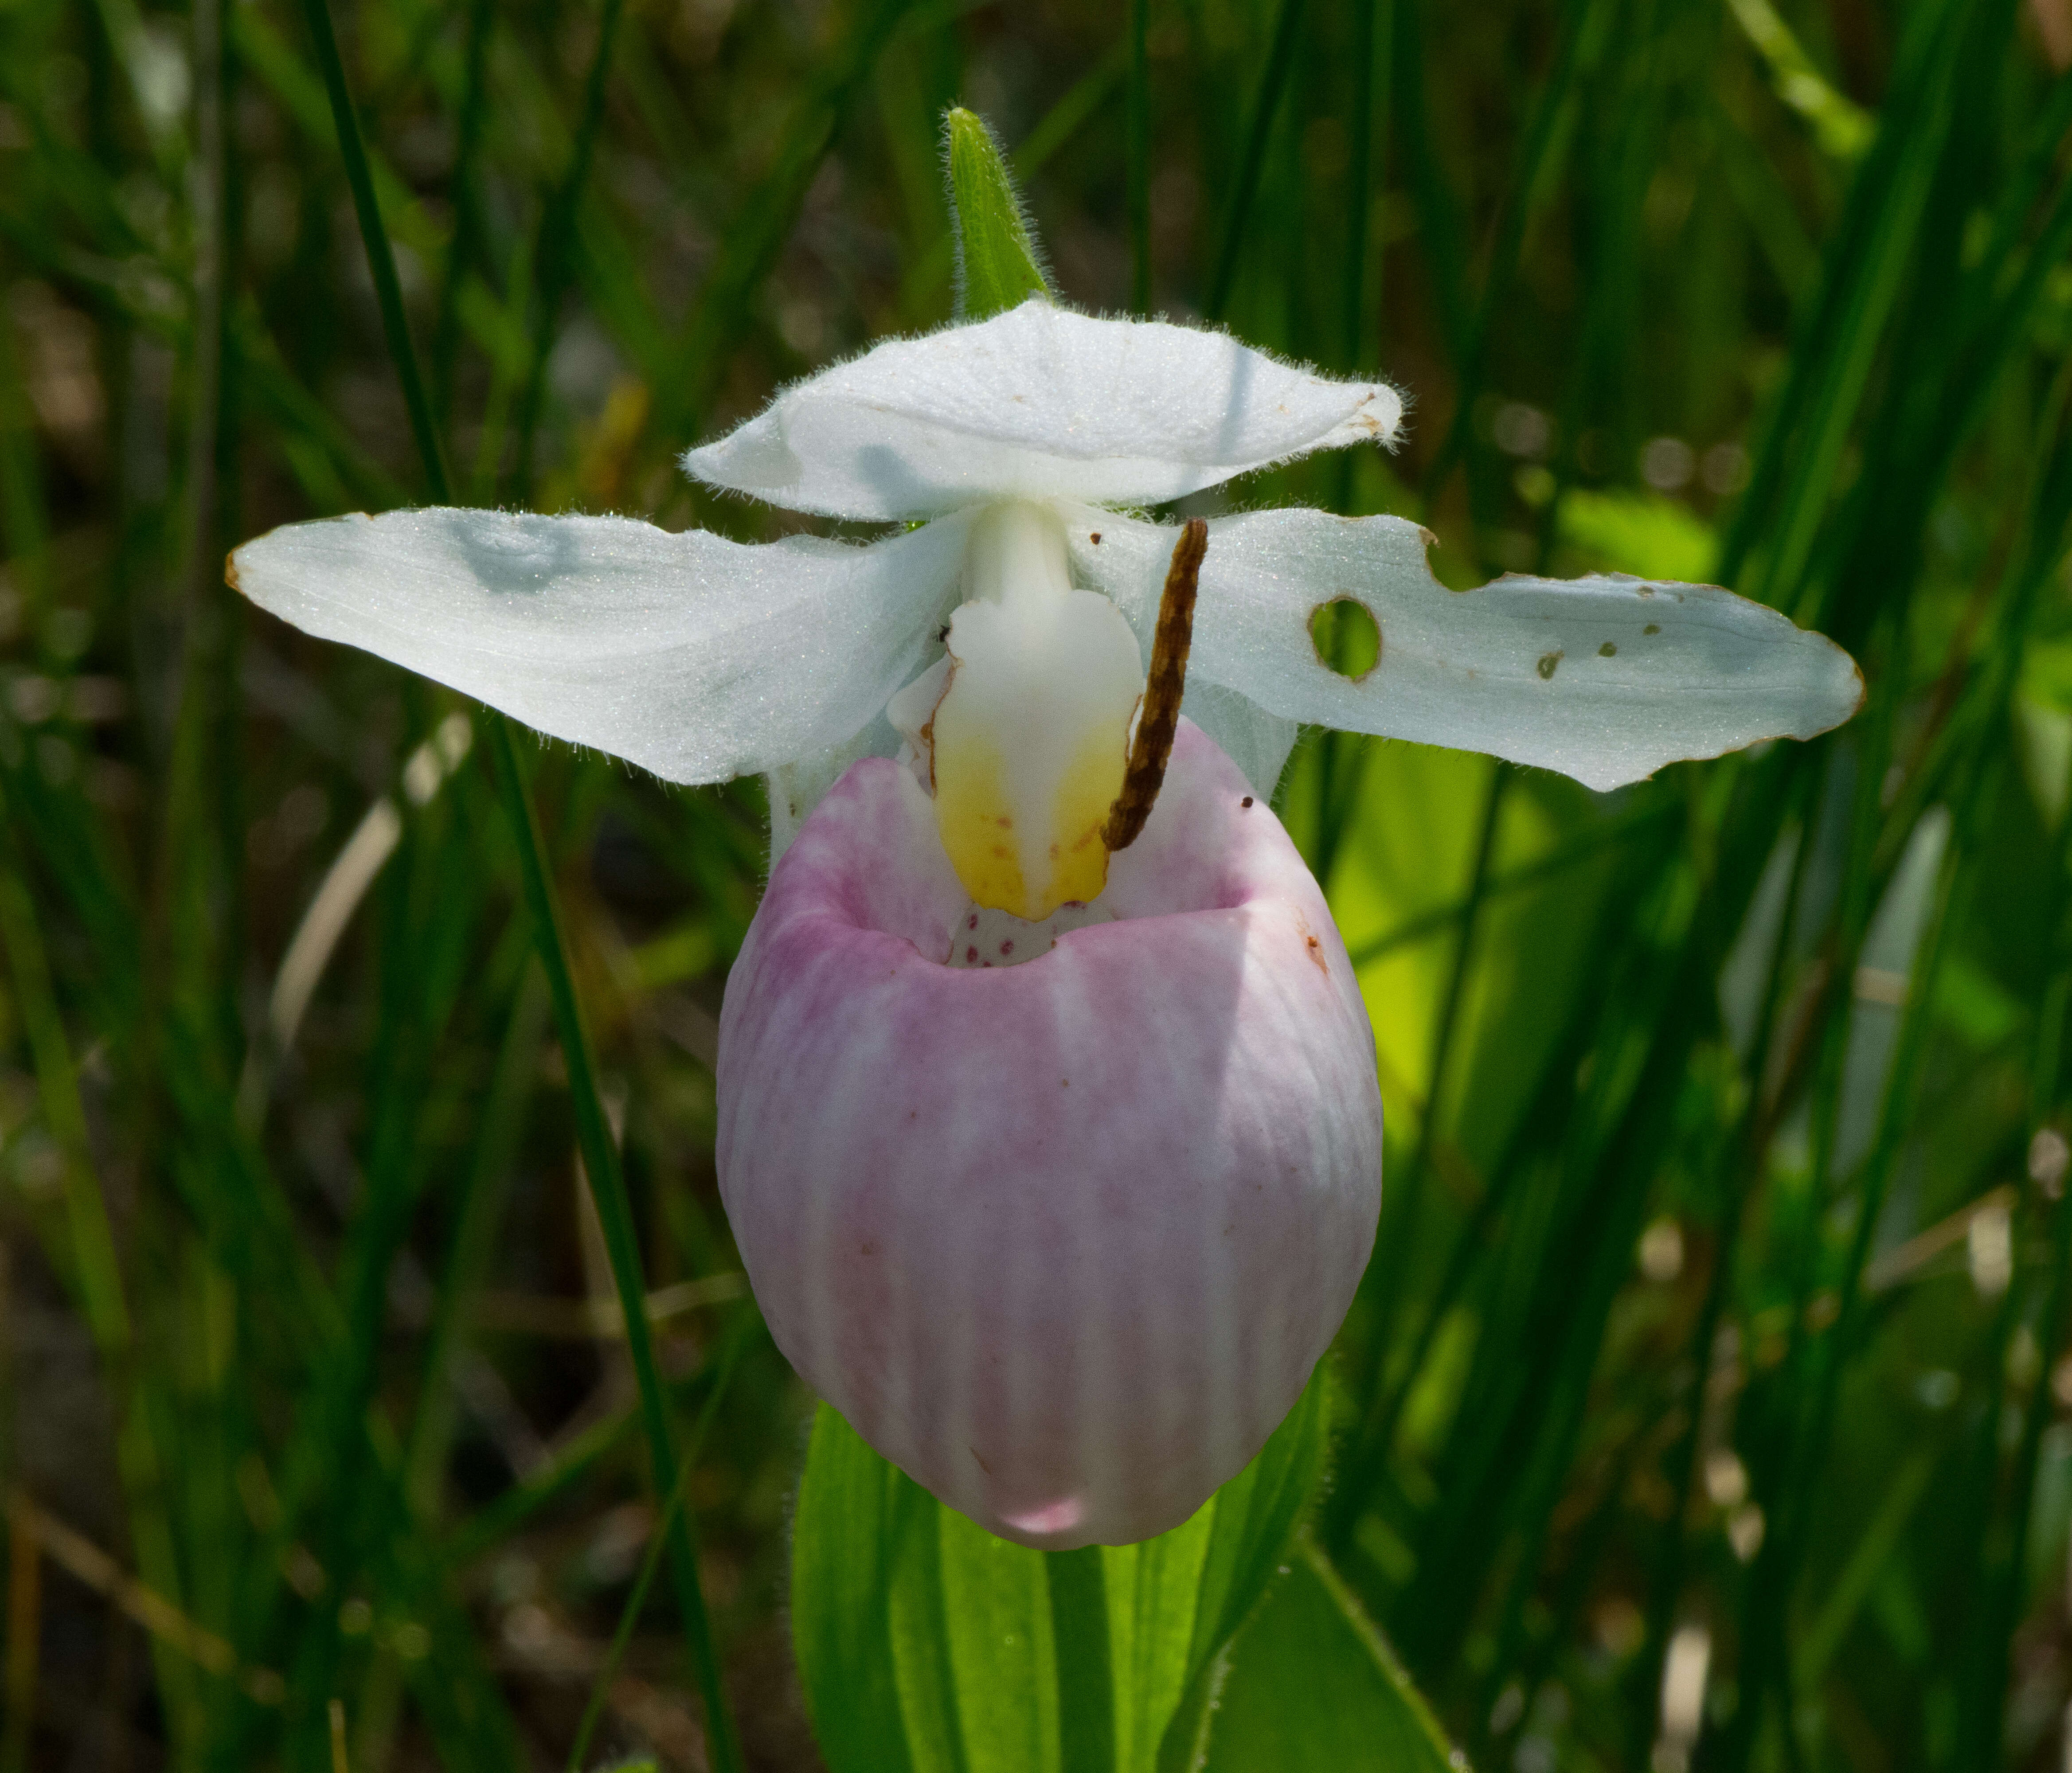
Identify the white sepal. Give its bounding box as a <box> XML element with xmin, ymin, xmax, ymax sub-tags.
<box><xmin>230</xmin><ymin>506</ymin><xmax>973</xmax><ymax>789</ymax></box>
<box><xmin>1066</xmin><ymin>507</ymin><xmax>1863</xmax><ymax>793</ymax></box>
<box><xmin>684</xmin><ymin>301</ymin><xmax>1402</xmax><ymax>522</ymax></box>
<box><xmin>1173</xmin><ymin>678</ymin><xmax>1301</xmax><ymax>801</ymax></box>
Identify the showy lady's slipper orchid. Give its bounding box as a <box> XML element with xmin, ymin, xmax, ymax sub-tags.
<box><xmin>228</xmin><ymin>117</ymin><xmax>1861</xmax><ymax>1550</ymax></box>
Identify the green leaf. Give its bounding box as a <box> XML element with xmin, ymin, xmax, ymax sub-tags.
<box><xmin>1195</xmin><ymin>1539</ymin><xmax>1466</xmax><ymax>1773</ymax></box>
<box><xmin>791</xmin><ymin>1369</ymin><xmax>1330</xmax><ymax>1773</ymax></box>
<box><xmin>1150</xmin><ymin>1373</ymin><xmax>1331</xmax><ymax>1771</ymax></box>
<box><xmin>944</xmin><ymin>106</ymin><xmax>1052</xmax><ymax>321</ymax></box>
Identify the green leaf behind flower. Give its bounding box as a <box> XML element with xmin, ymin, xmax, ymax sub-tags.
<box><xmin>944</xmin><ymin>106</ymin><xmax>1052</xmax><ymax>322</ymax></box>
<box><xmin>790</xmin><ymin>1367</ymin><xmax>1331</xmax><ymax>1773</ymax></box>
<box><xmin>1194</xmin><ymin>1538</ymin><xmax>1466</xmax><ymax>1772</ymax></box>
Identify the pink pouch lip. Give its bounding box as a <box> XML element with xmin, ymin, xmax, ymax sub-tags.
<box><xmin>718</xmin><ymin>720</ymin><xmax>1383</xmax><ymax>1547</ymax></box>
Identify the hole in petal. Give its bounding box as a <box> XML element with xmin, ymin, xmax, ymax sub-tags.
<box><xmin>1309</xmin><ymin>597</ymin><xmax>1381</xmax><ymax>680</ymax></box>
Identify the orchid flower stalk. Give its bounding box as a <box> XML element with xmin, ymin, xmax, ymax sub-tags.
<box><xmin>228</xmin><ymin>112</ymin><xmax>1861</xmax><ymax>1549</ymax></box>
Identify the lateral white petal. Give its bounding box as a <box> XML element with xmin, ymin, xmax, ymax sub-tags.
<box><xmin>1159</xmin><ymin>678</ymin><xmax>1299</xmax><ymax>801</ymax></box>
<box><xmin>230</xmin><ymin>507</ymin><xmax>970</xmax><ymax>785</ymax></box>
<box><xmin>1066</xmin><ymin>508</ymin><xmax>1863</xmax><ymax>793</ymax></box>
<box><xmin>765</xmin><ymin>711</ymin><xmax>903</xmax><ymax>866</ymax></box>
<box><xmin>684</xmin><ymin>302</ymin><xmax>1402</xmax><ymax>521</ymax></box>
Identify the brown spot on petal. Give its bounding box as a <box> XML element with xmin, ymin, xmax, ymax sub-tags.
<box><xmin>1241</xmin><ymin>796</ymin><xmax>1254</xmax><ymax>808</ymax></box>
<box><xmin>1089</xmin><ymin>531</ymin><xmax>1102</xmax><ymax>544</ymax></box>
<box><xmin>966</xmin><ymin>946</ymin><xmax>979</xmax><ymax>963</ymax></box>
<box><xmin>1298</xmin><ymin>918</ymin><xmax>1329</xmax><ymax>975</ymax></box>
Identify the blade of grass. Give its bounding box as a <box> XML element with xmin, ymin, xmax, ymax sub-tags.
<box><xmin>1627</xmin><ymin>770</ymin><xmax>1823</xmax><ymax>1761</ymax></box>
<box><xmin>403</xmin><ymin>960</ymin><xmax>549</xmax><ymax>1517</ymax></box>
<box><xmin>1967</xmin><ymin>998</ymin><xmax>2072</xmax><ymax>1764</ymax></box>
<box><xmin>1047</xmin><ymin>1546</ymin><xmax>1115</xmax><ymax>1773</ymax></box>
<box><xmin>1324</xmin><ymin>936</ymin><xmax>1614</xmax><ymax>1550</ymax></box>
<box><xmin>1353</xmin><ymin>764</ymin><xmax>1507</xmax><ymax>1369</ymax></box>
<box><xmin>1390</xmin><ymin>832</ymin><xmax>1710</xmax><ymax>1674</ymax></box>
<box><xmin>0</xmin><ymin>242</ymin><xmax>52</xmax><ymax>621</ymax></box>
<box><xmin>292</xmin><ymin>0</ymin><xmax>452</xmax><ymax>503</ymax></box>
<box><xmin>1416</xmin><ymin>0</ymin><xmax>1613</xmax><ymax>515</ymax></box>
<box><xmin>1380</xmin><ymin>744</ymin><xmax>1814</xmax><ymax>1683</ymax></box>
<box><xmin>289</xmin><ymin>5</ymin><xmax>741</xmax><ymax>1764</ymax></box>
<box><xmin>564</xmin><ymin>1320</ymin><xmax>750</xmax><ymax>1773</ymax></box>
<box><xmin>1385</xmin><ymin>0</ymin><xmax>1467</xmax><ymax>373</ymax></box>
<box><xmin>442</xmin><ymin>1316</ymin><xmax>767</xmax><ymax>1571</ymax></box>
<box><xmin>1724</xmin><ymin>227</ymin><xmax>2072</xmax><ymax>1762</ymax></box>
<box><xmin>1347</xmin><ymin>793</ymin><xmax>1678</xmax><ymax>969</ymax></box>
<box><xmin>484</xmin><ymin>727</ymin><xmax>741</xmax><ymax>1773</ymax></box>
<box><xmin>0</xmin><ymin>802</ymin><xmax>199</xmax><ymax>1743</ymax></box>
<box><xmin>659</xmin><ymin>0</ymin><xmax>916</xmax><ymax>446</ymax></box>
<box><xmin>430</xmin><ymin>0</ymin><xmax>496</xmax><ymax>427</ymax></box>
<box><xmin>1310</xmin><ymin>0</ymin><xmax>1389</xmax><ymax>893</ymax></box>
<box><xmin>1714</xmin><ymin>0</ymin><xmax>1970</xmax><ymax>603</ymax></box>
<box><xmin>508</xmin><ymin>0</ymin><xmax>628</xmax><ymax>500</ymax></box>
<box><xmin>1339</xmin><ymin>0</ymin><xmax>1384</xmax><ymax>378</ymax></box>
<box><xmin>1204</xmin><ymin>0</ymin><xmax>1306</xmax><ymax>322</ymax></box>
<box><xmin>1127</xmin><ymin>0</ymin><xmax>1149</xmax><ymax>315</ymax></box>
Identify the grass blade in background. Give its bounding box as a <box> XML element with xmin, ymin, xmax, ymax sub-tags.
<box><xmin>287</xmin><ymin>0</ymin><xmax>740</xmax><ymax>1762</ymax></box>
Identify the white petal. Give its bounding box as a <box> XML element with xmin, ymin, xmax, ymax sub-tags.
<box><xmin>766</xmin><ymin>714</ymin><xmax>902</xmax><ymax>866</ymax></box>
<box><xmin>230</xmin><ymin>507</ymin><xmax>970</xmax><ymax>786</ymax></box>
<box><xmin>1065</xmin><ymin>507</ymin><xmax>1864</xmax><ymax>793</ymax></box>
<box><xmin>1165</xmin><ymin>678</ymin><xmax>1299</xmax><ymax>801</ymax></box>
<box><xmin>684</xmin><ymin>302</ymin><xmax>1402</xmax><ymax>521</ymax></box>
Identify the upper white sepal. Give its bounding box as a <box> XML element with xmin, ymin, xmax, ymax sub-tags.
<box><xmin>684</xmin><ymin>301</ymin><xmax>1403</xmax><ymax>522</ymax></box>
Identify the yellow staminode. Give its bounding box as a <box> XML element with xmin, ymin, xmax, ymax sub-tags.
<box><xmin>923</xmin><ymin>505</ymin><xmax>1143</xmax><ymax>922</ymax></box>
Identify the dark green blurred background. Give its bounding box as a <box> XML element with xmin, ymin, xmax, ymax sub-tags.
<box><xmin>1</xmin><ymin>0</ymin><xmax>2070</xmax><ymax>1766</ymax></box>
